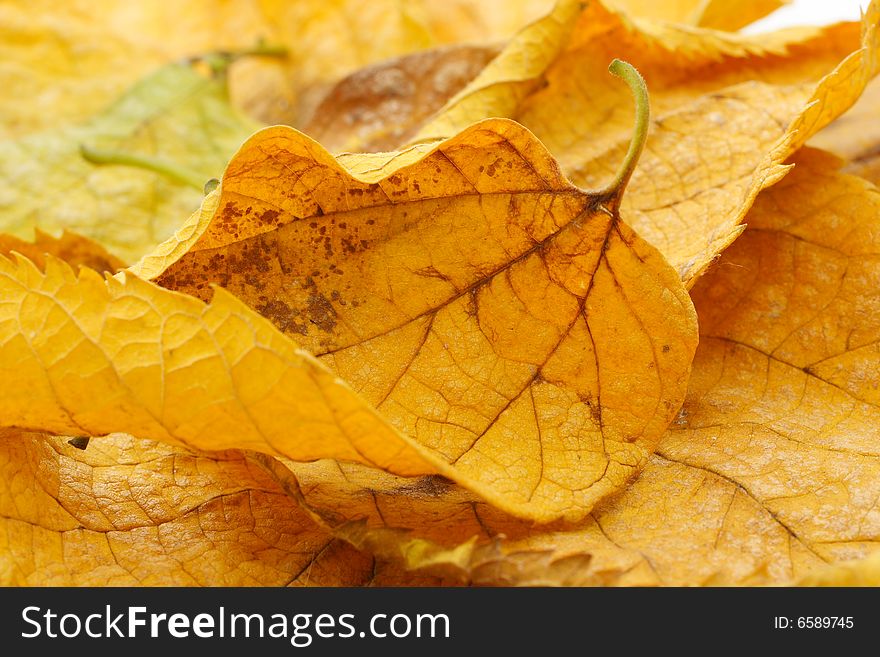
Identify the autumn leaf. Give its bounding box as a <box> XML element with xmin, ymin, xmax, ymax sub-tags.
<box><xmin>0</xmin><ymin>429</ymin><xmax>373</xmax><ymax>586</ymax></box>
<box><xmin>609</xmin><ymin>0</ymin><xmax>788</xmax><ymax>30</ymax></box>
<box><xmin>0</xmin><ymin>62</ymin><xmax>258</xmax><ymax>263</ymax></box>
<box><xmin>796</xmin><ymin>552</ymin><xmax>880</xmax><ymax>587</ymax></box>
<box><xmin>0</xmin><ymin>230</ymin><xmax>124</xmax><ymax>274</ymax></box>
<box><xmin>0</xmin><ymin>0</ymin><xmax>554</xmax><ymax>140</ymax></box>
<box><xmin>407</xmin><ymin>0</ymin><xmax>879</xmax><ymax>285</ymax></box>
<box><xmin>2</xmin><ymin>0</ymin><xmax>880</xmax><ymax>591</ymax></box>
<box><xmin>302</xmin><ymin>0</ymin><xmax>788</xmax><ymax>154</ymax></box>
<box><xmin>259</xmin><ymin>148</ymin><xmax>880</xmax><ymax>586</ymax></box>
<box><xmin>811</xmin><ymin>76</ymin><xmax>880</xmax><ymax>186</ymax></box>
<box><xmin>236</xmin><ymin>0</ymin><xmax>555</xmax><ymax>126</ymax></box>
<box><xmin>304</xmin><ymin>44</ymin><xmax>502</xmax><ymax>153</ymax></box>
<box><xmin>136</xmin><ymin>71</ymin><xmax>698</xmax><ymax>521</ymax></box>
<box><xmin>0</xmin><ymin>72</ymin><xmax>699</xmax><ymax>522</ymax></box>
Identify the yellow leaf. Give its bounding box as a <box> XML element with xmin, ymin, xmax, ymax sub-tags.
<box><xmin>0</xmin><ymin>230</ymin><xmax>124</xmax><ymax>274</ymax></box>
<box><xmin>0</xmin><ymin>430</ymin><xmax>372</xmax><ymax>586</ymax></box>
<box><xmin>1</xmin><ymin>110</ymin><xmax>699</xmax><ymax>522</ymax></box>
<box><xmin>0</xmin><ymin>0</ymin><xmax>273</xmax><ymax>138</ymax></box>
<box><xmin>414</xmin><ymin>0</ymin><xmax>879</xmax><ymax>285</ymax></box>
<box><xmin>251</xmin><ymin>149</ymin><xmax>880</xmax><ymax>586</ymax></box>
<box><xmin>796</xmin><ymin>552</ymin><xmax>880</xmax><ymax>587</ymax></box>
<box><xmin>0</xmin><ymin>63</ymin><xmax>258</xmax><ymax>263</ymax></box>
<box><xmin>0</xmin><ymin>0</ymin><xmax>552</xmax><ymax>138</ymax></box>
<box><xmin>257</xmin><ymin>454</ymin><xmax>635</xmax><ymax>586</ymax></box>
<box><xmin>811</xmin><ymin>77</ymin><xmax>880</xmax><ymax>186</ymax></box>
<box><xmin>302</xmin><ymin>0</ymin><xmax>786</xmax><ymax>155</ymax></box>
<box><xmin>138</xmin><ymin>110</ymin><xmax>698</xmax><ymax>522</ymax></box>
<box><xmin>610</xmin><ymin>0</ymin><xmax>788</xmax><ymax>31</ymax></box>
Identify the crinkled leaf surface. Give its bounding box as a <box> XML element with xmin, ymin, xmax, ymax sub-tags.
<box><xmin>254</xmin><ymin>149</ymin><xmax>880</xmax><ymax>586</ymax></box>
<box><xmin>139</xmin><ymin>117</ymin><xmax>697</xmax><ymax>522</ymax></box>
<box><xmin>0</xmin><ymin>430</ymin><xmax>372</xmax><ymax>586</ymax></box>
<box><xmin>0</xmin><ymin>116</ymin><xmax>699</xmax><ymax>523</ymax></box>
<box><xmin>411</xmin><ymin>0</ymin><xmax>879</xmax><ymax>285</ymax></box>
<box><xmin>0</xmin><ymin>63</ymin><xmax>258</xmax><ymax>264</ymax></box>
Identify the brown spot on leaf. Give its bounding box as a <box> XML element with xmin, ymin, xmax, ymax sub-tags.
<box><xmin>260</xmin><ymin>209</ymin><xmax>281</xmax><ymax>225</ymax></box>
<box><xmin>255</xmin><ymin>300</ymin><xmax>308</xmax><ymax>335</ymax></box>
<box><xmin>306</xmin><ymin>292</ymin><xmax>338</xmax><ymax>332</ymax></box>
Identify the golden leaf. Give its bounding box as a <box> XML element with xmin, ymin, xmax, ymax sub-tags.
<box><xmin>139</xmin><ymin>108</ymin><xmax>699</xmax><ymax>522</ymax></box>
<box><xmin>610</xmin><ymin>0</ymin><xmax>787</xmax><ymax>31</ymax></box>
<box><xmin>0</xmin><ymin>430</ymin><xmax>372</xmax><ymax>586</ymax></box>
<box><xmin>0</xmin><ymin>63</ymin><xmax>258</xmax><ymax>263</ymax></box>
<box><xmin>811</xmin><ymin>77</ymin><xmax>880</xmax><ymax>186</ymax></box>
<box><xmin>3</xmin><ymin>0</ymin><xmax>877</xmax><ymax>591</ymax></box>
<box><xmin>1</xmin><ymin>107</ymin><xmax>699</xmax><ymax>522</ymax></box>
<box><xmin>0</xmin><ymin>0</ymin><xmax>552</xmax><ymax>138</ymax></box>
<box><xmin>251</xmin><ymin>149</ymin><xmax>880</xmax><ymax>586</ymax></box>
<box><xmin>796</xmin><ymin>552</ymin><xmax>880</xmax><ymax>587</ymax></box>
<box><xmin>413</xmin><ymin>0</ymin><xmax>879</xmax><ymax>285</ymax></box>
<box><xmin>0</xmin><ymin>230</ymin><xmax>124</xmax><ymax>274</ymax></box>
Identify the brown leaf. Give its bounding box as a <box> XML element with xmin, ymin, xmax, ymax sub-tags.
<box><xmin>305</xmin><ymin>44</ymin><xmax>502</xmax><ymax>153</ymax></box>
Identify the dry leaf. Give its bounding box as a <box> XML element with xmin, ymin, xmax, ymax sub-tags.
<box><xmin>2</xmin><ymin>0</ymin><xmax>879</xmax><ymax>590</ymax></box>
<box><xmin>796</xmin><ymin>552</ymin><xmax>880</xmax><ymax>587</ymax></box>
<box><xmin>303</xmin><ymin>0</ymin><xmax>788</xmax><ymax>155</ymax></box>
<box><xmin>304</xmin><ymin>44</ymin><xmax>502</xmax><ymax>153</ymax></box>
<box><xmin>0</xmin><ymin>0</ymin><xmax>553</xmax><ymax>139</ymax></box>
<box><xmin>0</xmin><ymin>109</ymin><xmax>699</xmax><ymax>522</ymax></box>
<box><xmin>138</xmin><ymin>111</ymin><xmax>698</xmax><ymax>521</ymax></box>
<box><xmin>252</xmin><ymin>149</ymin><xmax>880</xmax><ymax>586</ymax></box>
<box><xmin>0</xmin><ymin>62</ymin><xmax>257</xmax><ymax>263</ymax></box>
<box><xmin>811</xmin><ymin>77</ymin><xmax>880</xmax><ymax>186</ymax></box>
<box><xmin>611</xmin><ymin>0</ymin><xmax>788</xmax><ymax>31</ymax></box>
<box><xmin>0</xmin><ymin>230</ymin><xmax>124</xmax><ymax>274</ymax></box>
<box><xmin>0</xmin><ymin>0</ymin><xmax>275</xmax><ymax>138</ymax></box>
<box><xmin>412</xmin><ymin>0</ymin><xmax>879</xmax><ymax>285</ymax></box>
<box><xmin>0</xmin><ymin>430</ymin><xmax>372</xmax><ymax>586</ymax></box>
<box><xmin>237</xmin><ymin>0</ymin><xmax>555</xmax><ymax>125</ymax></box>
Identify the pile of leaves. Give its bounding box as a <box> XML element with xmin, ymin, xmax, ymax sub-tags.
<box><xmin>1</xmin><ymin>0</ymin><xmax>880</xmax><ymax>586</ymax></box>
